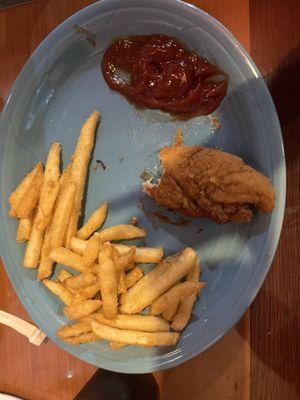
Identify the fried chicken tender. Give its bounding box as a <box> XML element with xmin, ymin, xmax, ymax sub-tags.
<box><xmin>145</xmin><ymin>142</ymin><xmax>275</xmax><ymax>224</ymax></box>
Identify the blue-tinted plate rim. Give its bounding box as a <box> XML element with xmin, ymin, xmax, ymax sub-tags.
<box><xmin>0</xmin><ymin>0</ymin><xmax>286</xmax><ymax>373</ymax></box>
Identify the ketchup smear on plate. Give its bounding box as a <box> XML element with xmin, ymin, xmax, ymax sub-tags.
<box><xmin>101</xmin><ymin>35</ymin><xmax>227</xmax><ymax>118</ymax></box>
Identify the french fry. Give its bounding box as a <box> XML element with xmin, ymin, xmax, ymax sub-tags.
<box><xmin>14</xmin><ymin>165</ymin><xmax>44</xmax><ymax>219</ymax></box>
<box><xmin>77</xmin><ymin>202</ymin><xmax>108</xmax><ymax>239</ymax></box>
<box><xmin>98</xmin><ymin>243</ymin><xmax>118</xmax><ymax>319</ymax></box>
<box><xmin>57</xmin><ymin>269</ymin><xmax>77</xmax><ymax>294</ymax></box>
<box><xmin>65</xmin><ymin>111</ymin><xmax>100</xmax><ymax>245</ymax></box>
<box><xmin>134</xmin><ymin>247</ymin><xmax>163</xmax><ymax>263</ymax></box>
<box><xmin>9</xmin><ymin>164</ymin><xmax>38</xmax><ymax>207</ymax></box>
<box><xmin>34</xmin><ymin>143</ymin><xmax>61</xmax><ymax>231</ymax></box>
<box><xmin>16</xmin><ymin>211</ymin><xmax>34</xmax><ymax>242</ymax></box>
<box><xmin>9</xmin><ymin>162</ymin><xmax>43</xmax><ymax>218</ymax></box>
<box><xmin>91</xmin><ymin>263</ymin><xmax>101</xmax><ymax>275</ymax></box>
<box><xmin>64</xmin><ymin>299</ymin><xmax>102</xmax><ymax>320</ymax></box>
<box><xmin>172</xmin><ymin>260</ymin><xmax>203</xmax><ymax>331</ymax></box>
<box><xmin>72</xmin><ymin>282</ymin><xmax>101</xmax><ymax>304</ymax></box>
<box><xmin>112</xmin><ymin>246</ymin><xmax>135</xmax><ymax>294</ymax></box>
<box><xmin>91</xmin><ymin>320</ymin><xmax>179</xmax><ymax>347</ymax></box>
<box><xmin>82</xmin><ymin>233</ymin><xmax>101</xmax><ymax>268</ymax></box>
<box><xmin>23</xmin><ymin>219</ymin><xmax>45</xmax><ymax>268</ymax></box>
<box><xmin>70</xmin><ymin>238</ymin><xmax>162</xmax><ymax>264</ymax></box>
<box><xmin>86</xmin><ymin>313</ymin><xmax>170</xmax><ymax>332</ymax></box>
<box><xmin>125</xmin><ymin>267</ymin><xmax>144</xmax><ymax>289</ymax></box>
<box><xmin>37</xmin><ymin>226</ymin><xmax>53</xmax><ymax>280</ymax></box>
<box><xmin>56</xmin><ymin>322</ymin><xmax>91</xmax><ymax>338</ymax></box>
<box><xmin>98</xmin><ymin>225</ymin><xmax>146</xmax><ymax>242</ymax></box>
<box><xmin>57</xmin><ymin>270</ymin><xmax>73</xmax><ymax>284</ymax></box>
<box><xmin>49</xmin><ymin>181</ymin><xmax>76</xmax><ymax>250</ymax></box>
<box><xmin>59</xmin><ymin>163</ymin><xmax>72</xmax><ymax>187</ymax></box>
<box><xmin>162</xmin><ymin>301</ymin><xmax>179</xmax><ymax>321</ymax></box>
<box><xmin>110</xmin><ymin>342</ymin><xmax>127</xmax><ymax>350</ymax></box>
<box><xmin>114</xmin><ymin>244</ymin><xmax>163</xmax><ymax>264</ymax></box>
<box><xmin>43</xmin><ymin>279</ymin><xmax>73</xmax><ymax>306</ymax></box>
<box><xmin>118</xmin><ymin>272</ymin><xmax>127</xmax><ymax>295</ymax></box>
<box><xmin>49</xmin><ymin>248</ymin><xmax>87</xmax><ymax>272</ymax></box>
<box><xmin>65</xmin><ymin>271</ymin><xmax>97</xmax><ymax>289</ymax></box>
<box><xmin>70</xmin><ymin>237</ymin><xmax>87</xmax><ymax>254</ymax></box>
<box><xmin>120</xmin><ymin>248</ymin><xmax>197</xmax><ymax>314</ymax></box>
<box><xmin>119</xmin><ymin>254</ymin><xmax>174</xmax><ymax>307</ymax></box>
<box><xmin>114</xmin><ymin>246</ymin><xmax>135</xmax><ymax>272</ymax></box>
<box><xmin>150</xmin><ymin>281</ymin><xmax>204</xmax><ymax>315</ymax></box>
<box><xmin>63</xmin><ymin>332</ymin><xmax>99</xmax><ymax>344</ymax></box>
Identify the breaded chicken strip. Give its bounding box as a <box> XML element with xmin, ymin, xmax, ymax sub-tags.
<box><xmin>145</xmin><ymin>141</ymin><xmax>275</xmax><ymax>224</ymax></box>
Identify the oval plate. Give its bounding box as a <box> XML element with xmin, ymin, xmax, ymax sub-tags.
<box><xmin>0</xmin><ymin>0</ymin><xmax>285</xmax><ymax>373</ymax></box>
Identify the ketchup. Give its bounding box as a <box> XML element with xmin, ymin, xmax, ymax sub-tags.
<box><xmin>102</xmin><ymin>35</ymin><xmax>227</xmax><ymax>118</ymax></box>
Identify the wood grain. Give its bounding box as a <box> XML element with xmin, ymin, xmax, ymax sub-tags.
<box><xmin>249</xmin><ymin>1</ymin><xmax>300</xmax><ymax>399</ymax></box>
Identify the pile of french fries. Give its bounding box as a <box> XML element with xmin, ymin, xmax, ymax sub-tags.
<box><xmin>8</xmin><ymin>111</ymin><xmax>205</xmax><ymax>349</ymax></box>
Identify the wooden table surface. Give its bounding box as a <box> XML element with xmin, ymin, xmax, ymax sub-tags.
<box><xmin>0</xmin><ymin>1</ymin><xmax>299</xmax><ymax>399</ymax></box>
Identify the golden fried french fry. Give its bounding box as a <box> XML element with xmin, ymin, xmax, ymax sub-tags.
<box><xmin>23</xmin><ymin>219</ymin><xmax>45</xmax><ymax>268</ymax></box>
<box><xmin>162</xmin><ymin>301</ymin><xmax>179</xmax><ymax>321</ymax></box>
<box><xmin>150</xmin><ymin>281</ymin><xmax>204</xmax><ymax>315</ymax></box>
<box><xmin>59</xmin><ymin>163</ymin><xmax>72</xmax><ymax>187</ymax></box>
<box><xmin>90</xmin><ymin>263</ymin><xmax>101</xmax><ymax>275</ymax></box>
<box><xmin>72</xmin><ymin>282</ymin><xmax>101</xmax><ymax>304</ymax></box>
<box><xmin>34</xmin><ymin>143</ymin><xmax>61</xmax><ymax>231</ymax></box>
<box><xmin>65</xmin><ymin>271</ymin><xmax>97</xmax><ymax>289</ymax></box>
<box><xmin>112</xmin><ymin>243</ymin><xmax>130</xmax><ymax>255</ymax></box>
<box><xmin>98</xmin><ymin>243</ymin><xmax>118</xmax><ymax>319</ymax></box>
<box><xmin>14</xmin><ymin>164</ymin><xmax>44</xmax><ymax>219</ymax></box>
<box><xmin>9</xmin><ymin>166</ymin><xmax>37</xmax><ymax>207</ymax></box>
<box><xmin>63</xmin><ymin>332</ymin><xmax>99</xmax><ymax>344</ymax></box>
<box><xmin>56</xmin><ymin>322</ymin><xmax>91</xmax><ymax>338</ymax></box>
<box><xmin>57</xmin><ymin>270</ymin><xmax>73</xmax><ymax>284</ymax></box>
<box><xmin>77</xmin><ymin>202</ymin><xmax>108</xmax><ymax>239</ymax></box>
<box><xmin>91</xmin><ymin>320</ymin><xmax>179</xmax><ymax>347</ymax></box>
<box><xmin>65</xmin><ymin>111</ymin><xmax>100</xmax><ymax>246</ymax></box>
<box><xmin>56</xmin><ymin>322</ymin><xmax>92</xmax><ymax>338</ymax></box>
<box><xmin>114</xmin><ymin>244</ymin><xmax>163</xmax><ymax>264</ymax></box>
<box><xmin>56</xmin><ymin>269</ymin><xmax>77</xmax><ymax>296</ymax></box>
<box><xmin>87</xmin><ymin>313</ymin><xmax>170</xmax><ymax>332</ymax></box>
<box><xmin>112</xmin><ymin>245</ymin><xmax>135</xmax><ymax>293</ymax></box>
<box><xmin>37</xmin><ymin>226</ymin><xmax>53</xmax><ymax>280</ymax></box>
<box><xmin>114</xmin><ymin>246</ymin><xmax>135</xmax><ymax>273</ymax></box>
<box><xmin>118</xmin><ymin>254</ymin><xmax>174</xmax><ymax>306</ymax></box>
<box><xmin>16</xmin><ymin>211</ymin><xmax>34</xmax><ymax>242</ymax></box>
<box><xmin>43</xmin><ymin>279</ymin><xmax>74</xmax><ymax>306</ymax></box>
<box><xmin>9</xmin><ymin>162</ymin><xmax>43</xmax><ymax>218</ymax></box>
<box><xmin>82</xmin><ymin>233</ymin><xmax>101</xmax><ymax>268</ymax></box>
<box><xmin>71</xmin><ymin>238</ymin><xmax>162</xmax><ymax>264</ymax></box>
<box><xmin>125</xmin><ymin>267</ymin><xmax>144</xmax><ymax>289</ymax></box>
<box><xmin>64</xmin><ymin>299</ymin><xmax>102</xmax><ymax>320</ymax></box>
<box><xmin>70</xmin><ymin>237</ymin><xmax>87</xmax><ymax>254</ymax></box>
<box><xmin>98</xmin><ymin>225</ymin><xmax>146</xmax><ymax>242</ymax></box>
<box><xmin>49</xmin><ymin>247</ymin><xmax>87</xmax><ymax>272</ymax></box>
<box><xmin>49</xmin><ymin>181</ymin><xmax>76</xmax><ymax>250</ymax></box>
<box><xmin>110</xmin><ymin>342</ymin><xmax>127</xmax><ymax>350</ymax></box>
<box><xmin>126</xmin><ymin>262</ymin><xmax>135</xmax><ymax>271</ymax></box>
<box><xmin>118</xmin><ymin>272</ymin><xmax>127</xmax><ymax>295</ymax></box>
<box><xmin>172</xmin><ymin>260</ymin><xmax>203</xmax><ymax>331</ymax></box>
<box><xmin>134</xmin><ymin>247</ymin><xmax>163</xmax><ymax>263</ymax></box>
<box><xmin>120</xmin><ymin>248</ymin><xmax>197</xmax><ymax>314</ymax></box>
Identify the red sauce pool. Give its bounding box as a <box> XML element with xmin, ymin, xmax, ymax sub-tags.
<box><xmin>101</xmin><ymin>34</ymin><xmax>227</xmax><ymax>118</ymax></box>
